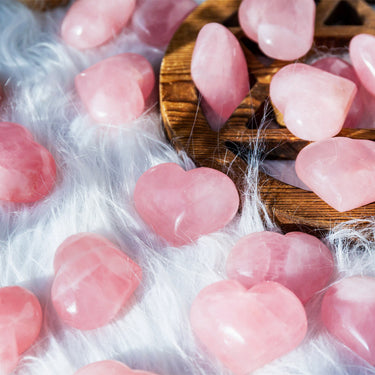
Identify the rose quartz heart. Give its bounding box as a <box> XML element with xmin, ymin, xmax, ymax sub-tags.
<box><xmin>75</xmin><ymin>360</ymin><xmax>158</xmax><ymax>375</ymax></box>
<box><xmin>270</xmin><ymin>63</ymin><xmax>357</xmax><ymax>141</ymax></box>
<box><xmin>75</xmin><ymin>53</ymin><xmax>155</xmax><ymax>125</ymax></box>
<box><xmin>321</xmin><ymin>276</ymin><xmax>375</xmax><ymax>365</ymax></box>
<box><xmin>51</xmin><ymin>233</ymin><xmax>142</xmax><ymax>330</ymax></box>
<box><xmin>239</xmin><ymin>0</ymin><xmax>315</xmax><ymax>60</ymax></box>
<box><xmin>61</xmin><ymin>0</ymin><xmax>135</xmax><ymax>49</ymax></box>
<box><xmin>0</xmin><ymin>122</ymin><xmax>56</xmax><ymax>203</ymax></box>
<box><xmin>134</xmin><ymin>163</ymin><xmax>239</xmax><ymax>246</ymax></box>
<box><xmin>190</xmin><ymin>280</ymin><xmax>307</xmax><ymax>375</ymax></box>
<box><xmin>0</xmin><ymin>286</ymin><xmax>42</xmax><ymax>374</ymax></box>
<box><xmin>295</xmin><ymin>137</ymin><xmax>375</xmax><ymax>212</ymax></box>
<box><xmin>226</xmin><ymin>231</ymin><xmax>334</xmax><ymax>304</ymax></box>
<box><xmin>191</xmin><ymin>23</ymin><xmax>249</xmax><ymax>131</ymax></box>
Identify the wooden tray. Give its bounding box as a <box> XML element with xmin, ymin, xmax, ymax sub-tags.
<box><xmin>160</xmin><ymin>0</ymin><xmax>375</xmax><ymax>233</ymax></box>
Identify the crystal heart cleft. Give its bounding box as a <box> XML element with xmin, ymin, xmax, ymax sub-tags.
<box><xmin>75</xmin><ymin>360</ymin><xmax>159</xmax><ymax>375</ymax></box>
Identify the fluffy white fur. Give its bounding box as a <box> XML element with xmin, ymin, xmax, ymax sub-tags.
<box><xmin>1</xmin><ymin>1</ymin><xmax>375</xmax><ymax>374</ymax></box>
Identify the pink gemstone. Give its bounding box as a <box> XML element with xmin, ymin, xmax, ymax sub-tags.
<box><xmin>75</xmin><ymin>360</ymin><xmax>158</xmax><ymax>375</ymax></box>
<box><xmin>270</xmin><ymin>63</ymin><xmax>357</xmax><ymax>141</ymax></box>
<box><xmin>51</xmin><ymin>233</ymin><xmax>142</xmax><ymax>330</ymax></box>
<box><xmin>191</xmin><ymin>23</ymin><xmax>249</xmax><ymax>131</ymax></box>
<box><xmin>0</xmin><ymin>286</ymin><xmax>42</xmax><ymax>374</ymax></box>
<box><xmin>134</xmin><ymin>163</ymin><xmax>239</xmax><ymax>246</ymax></box>
<box><xmin>132</xmin><ymin>0</ymin><xmax>197</xmax><ymax>47</ymax></box>
<box><xmin>75</xmin><ymin>53</ymin><xmax>155</xmax><ymax>125</ymax></box>
<box><xmin>0</xmin><ymin>122</ymin><xmax>56</xmax><ymax>203</ymax></box>
<box><xmin>321</xmin><ymin>276</ymin><xmax>375</xmax><ymax>365</ymax></box>
<box><xmin>190</xmin><ymin>280</ymin><xmax>307</xmax><ymax>375</ymax></box>
<box><xmin>61</xmin><ymin>0</ymin><xmax>135</xmax><ymax>49</ymax></box>
<box><xmin>226</xmin><ymin>231</ymin><xmax>334</xmax><ymax>304</ymax></box>
<box><xmin>295</xmin><ymin>137</ymin><xmax>375</xmax><ymax>212</ymax></box>
<box><xmin>239</xmin><ymin>0</ymin><xmax>315</xmax><ymax>60</ymax></box>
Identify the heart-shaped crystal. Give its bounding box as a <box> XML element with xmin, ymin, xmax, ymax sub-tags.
<box><xmin>75</xmin><ymin>360</ymin><xmax>158</xmax><ymax>375</ymax></box>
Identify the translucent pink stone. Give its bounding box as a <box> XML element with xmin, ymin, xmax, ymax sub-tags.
<box><xmin>134</xmin><ymin>163</ymin><xmax>239</xmax><ymax>246</ymax></box>
<box><xmin>61</xmin><ymin>0</ymin><xmax>135</xmax><ymax>49</ymax></box>
<box><xmin>321</xmin><ymin>276</ymin><xmax>375</xmax><ymax>365</ymax></box>
<box><xmin>190</xmin><ymin>280</ymin><xmax>307</xmax><ymax>375</ymax></box>
<box><xmin>226</xmin><ymin>231</ymin><xmax>334</xmax><ymax>304</ymax></box>
<box><xmin>295</xmin><ymin>137</ymin><xmax>375</xmax><ymax>212</ymax></box>
<box><xmin>0</xmin><ymin>286</ymin><xmax>42</xmax><ymax>374</ymax></box>
<box><xmin>75</xmin><ymin>360</ymin><xmax>158</xmax><ymax>375</ymax></box>
<box><xmin>0</xmin><ymin>122</ymin><xmax>56</xmax><ymax>203</ymax></box>
<box><xmin>51</xmin><ymin>233</ymin><xmax>142</xmax><ymax>330</ymax></box>
<box><xmin>239</xmin><ymin>0</ymin><xmax>315</xmax><ymax>60</ymax></box>
<box><xmin>191</xmin><ymin>23</ymin><xmax>249</xmax><ymax>131</ymax></box>
<box><xmin>270</xmin><ymin>63</ymin><xmax>357</xmax><ymax>141</ymax></box>
<box><xmin>132</xmin><ymin>0</ymin><xmax>197</xmax><ymax>47</ymax></box>
<box><xmin>75</xmin><ymin>53</ymin><xmax>155</xmax><ymax>125</ymax></box>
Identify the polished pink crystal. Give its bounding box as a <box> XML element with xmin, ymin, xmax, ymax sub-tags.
<box><xmin>226</xmin><ymin>231</ymin><xmax>333</xmax><ymax>304</ymax></box>
<box><xmin>75</xmin><ymin>53</ymin><xmax>155</xmax><ymax>125</ymax></box>
<box><xmin>75</xmin><ymin>360</ymin><xmax>158</xmax><ymax>375</ymax></box>
<box><xmin>239</xmin><ymin>0</ymin><xmax>315</xmax><ymax>60</ymax></box>
<box><xmin>51</xmin><ymin>233</ymin><xmax>142</xmax><ymax>330</ymax></box>
<box><xmin>0</xmin><ymin>286</ymin><xmax>42</xmax><ymax>375</ymax></box>
<box><xmin>132</xmin><ymin>0</ymin><xmax>197</xmax><ymax>47</ymax></box>
<box><xmin>321</xmin><ymin>276</ymin><xmax>375</xmax><ymax>365</ymax></box>
<box><xmin>270</xmin><ymin>63</ymin><xmax>357</xmax><ymax>141</ymax></box>
<box><xmin>190</xmin><ymin>280</ymin><xmax>307</xmax><ymax>375</ymax></box>
<box><xmin>134</xmin><ymin>163</ymin><xmax>239</xmax><ymax>246</ymax></box>
<box><xmin>191</xmin><ymin>23</ymin><xmax>249</xmax><ymax>131</ymax></box>
<box><xmin>0</xmin><ymin>122</ymin><xmax>56</xmax><ymax>203</ymax></box>
<box><xmin>61</xmin><ymin>0</ymin><xmax>135</xmax><ymax>49</ymax></box>
<box><xmin>295</xmin><ymin>137</ymin><xmax>375</xmax><ymax>212</ymax></box>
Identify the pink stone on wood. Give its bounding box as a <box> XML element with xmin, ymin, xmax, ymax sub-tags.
<box><xmin>75</xmin><ymin>360</ymin><xmax>158</xmax><ymax>375</ymax></box>
<box><xmin>132</xmin><ymin>0</ymin><xmax>197</xmax><ymax>47</ymax></box>
<box><xmin>226</xmin><ymin>231</ymin><xmax>334</xmax><ymax>304</ymax></box>
<box><xmin>191</xmin><ymin>23</ymin><xmax>249</xmax><ymax>131</ymax></box>
<box><xmin>270</xmin><ymin>63</ymin><xmax>357</xmax><ymax>141</ymax></box>
<box><xmin>61</xmin><ymin>0</ymin><xmax>135</xmax><ymax>49</ymax></box>
<box><xmin>51</xmin><ymin>233</ymin><xmax>142</xmax><ymax>330</ymax></box>
<box><xmin>0</xmin><ymin>122</ymin><xmax>56</xmax><ymax>203</ymax></box>
<box><xmin>134</xmin><ymin>163</ymin><xmax>239</xmax><ymax>246</ymax></box>
<box><xmin>190</xmin><ymin>280</ymin><xmax>307</xmax><ymax>375</ymax></box>
<box><xmin>321</xmin><ymin>276</ymin><xmax>375</xmax><ymax>365</ymax></box>
<box><xmin>239</xmin><ymin>0</ymin><xmax>315</xmax><ymax>60</ymax></box>
<box><xmin>75</xmin><ymin>53</ymin><xmax>155</xmax><ymax>125</ymax></box>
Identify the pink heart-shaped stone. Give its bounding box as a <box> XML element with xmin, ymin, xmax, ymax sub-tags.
<box><xmin>321</xmin><ymin>276</ymin><xmax>375</xmax><ymax>365</ymax></box>
<box><xmin>75</xmin><ymin>360</ymin><xmax>158</xmax><ymax>375</ymax></box>
<box><xmin>134</xmin><ymin>163</ymin><xmax>239</xmax><ymax>246</ymax></box>
<box><xmin>190</xmin><ymin>280</ymin><xmax>307</xmax><ymax>375</ymax></box>
<box><xmin>226</xmin><ymin>231</ymin><xmax>334</xmax><ymax>304</ymax></box>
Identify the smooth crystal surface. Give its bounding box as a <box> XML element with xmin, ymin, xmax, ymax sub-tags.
<box><xmin>75</xmin><ymin>53</ymin><xmax>155</xmax><ymax>125</ymax></box>
<box><xmin>51</xmin><ymin>233</ymin><xmax>142</xmax><ymax>330</ymax></box>
<box><xmin>75</xmin><ymin>360</ymin><xmax>158</xmax><ymax>375</ymax></box>
<box><xmin>296</xmin><ymin>137</ymin><xmax>375</xmax><ymax>212</ymax></box>
<box><xmin>132</xmin><ymin>0</ymin><xmax>197</xmax><ymax>47</ymax></box>
<box><xmin>191</xmin><ymin>23</ymin><xmax>249</xmax><ymax>131</ymax></box>
<box><xmin>0</xmin><ymin>122</ymin><xmax>56</xmax><ymax>203</ymax></box>
<box><xmin>270</xmin><ymin>63</ymin><xmax>357</xmax><ymax>141</ymax></box>
<box><xmin>239</xmin><ymin>0</ymin><xmax>315</xmax><ymax>60</ymax></box>
<box><xmin>226</xmin><ymin>231</ymin><xmax>334</xmax><ymax>303</ymax></box>
<box><xmin>321</xmin><ymin>276</ymin><xmax>375</xmax><ymax>365</ymax></box>
<box><xmin>134</xmin><ymin>163</ymin><xmax>239</xmax><ymax>246</ymax></box>
<box><xmin>190</xmin><ymin>280</ymin><xmax>307</xmax><ymax>375</ymax></box>
<box><xmin>61</xmin><ymin>0</ymin><xmax>135</xmax><ymax>49</ymax></box>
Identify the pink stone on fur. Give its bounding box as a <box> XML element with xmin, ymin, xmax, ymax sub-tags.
<box><xmin>75</xmin><ymin>53</ymin><xmax>155</xmax><ymax>125</ymax></box>
<box><xmin>134</xmin><ymin>163</ymin><xmax>239</xmax><ymax>246</ymax></box>
<box><xmin>239</xmin><ymin>0</ymin><xmax>315</xmax><ymax>60</ymax></box>
<box><xmin>296</xmin><ymin>137</ymin><xmax>375</xmax><ymax>212</ymax></box>
<box><xmin>226</xmin><ymin>231</ymin><xmax>333</xmax><ymax>304</ymax></box>
<box><xmin>190</xmin><ymin>280</ymin><xmax>307</xmax><ymax>375</ymax></box>
<box><xmin>0</xmin><ymin>286</ymin><xmax>42</xmax><ymax>374</ymax></box>
<box><xmin>321</xmin><ymin>276</ymin><xmax>375</xmax><ymax>365</ymax></box>
<box><xmin>0</xmin><ymin>122</ymin><xmax>56</xmax><ymax>203</ymax></box>
<box><xmin>75</xmin><ymin>360</ymin><xmax>158</xmax><ymax>375</ymax></box>
<box><xmin>51</xmin><ymin>233</ymin><xmax>142</xmax><ymax>330</ymax></box>
<box><xmin>191</xmin><ymin>23</ymin><xmax>249</xmax><ymax>131</ymax></box>
<box><xmin>132</xmin><ymin>0</ymin><xmax>197</xmax><ymax>47</ymax></box>
<box><xmin>270</xmin><ymin>64</ymin><xmax>357</xmax><ymax>141</ymax></box>
<box><xmin>61</xmin><ymin>0</ymin><xmax>135</xmax><ymax>49</ymax></box>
